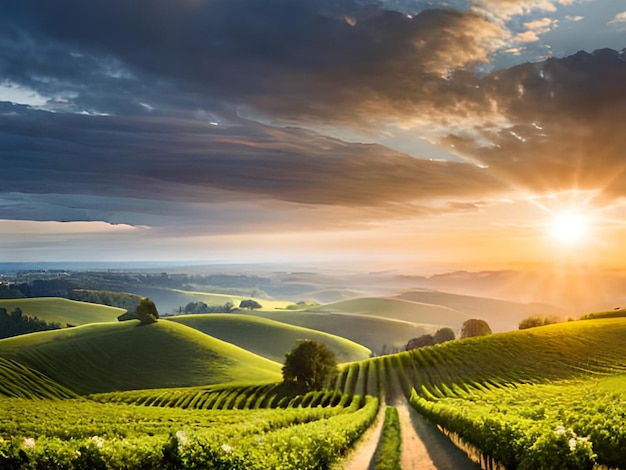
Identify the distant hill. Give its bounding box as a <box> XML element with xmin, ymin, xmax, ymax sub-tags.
<box><xmin>0</xmin><ymin>320</ymin><xmax>280</xmax><ymax>394</ymax></box>
<box><xmin>247</xmin><ymin>310</ymin><xmax>442</xmax><ymax>355</ymax></box>
<box><xmin>0</xmin><ymin>297</ymin><xmax>125</xmax><ymax>326</ymax></box>
<box><xmin>395</xmin><ymin>290</ymin><xmax>565</xmax><ymax>332</ymax></box>
<box><xmin>0</xmin><ymin>357</ymin><xmax>77</xmax><ymax>399</ymax></box>
<box><xmin>311</xmin><ymin>297</ymin><xmax>468</xmax><ymax>327</ymax></box>
<box><xmin>167</xmin><ymin>314</ymin><xmax>371</xmax><ymax>363</ymax></box>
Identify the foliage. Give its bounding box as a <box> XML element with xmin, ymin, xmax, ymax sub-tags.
<box><xmin>432</xmin><ymin>327</ymin><xmax>455</xmax><ymax>344</ymax></box>
<box><xmin>405</xmin><ymin>334</ymin><xmax>434</xmax><ymax>350</ymax></box>
<box><xmin>136</xmin><ymin>298</ymin><xmax>159</xmax><ymax>324</ymax></box>
<box><xmin>0</xmin><ymin>307</ymin><xmax>61</xmax><ymax>339</ymax></box>
<box><xmin>69</xmin><ymin>289</ymin><xmax>143</xmax><ymax>312</ymax></box>
<box><xmin>373</xmin><ymin>406</ymin><xmax>401</xmax><ymax>470</ymax></box>
<box><xmin>405</xmin><ymin>327</ymin><xmax>456</xmax><ymax>351</ymax></box>
<box><xmin>182</xmin><ymin>301</ymin><xmax>234</xmax><ymax>314</ymax></box>
<box><xmin>239</xmin><ymin>299</ymin><xmax>262</xmax><ymax>310</ymax></box>
<box><xmin>0</xmin><ymin>394</ymin><xmax>377</xmax><ymax>470</ymax></box>
<box><xmin>518</xmin><ymin>315</ymin><xmax>560</xmax><ymax>329</ymax></box>
<box><xmin>283</xmin><ymin>340</ymin><xmax>338</xmax><ymax>390</ymax></box>
<box><xmin>460</xmin><ymin>318</ymin><xmax>492</xmax><ymax>338</ymax></box>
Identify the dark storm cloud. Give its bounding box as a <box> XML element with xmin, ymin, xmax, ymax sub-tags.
<box><xmin>0</xmin><ymin>0</ymin><xmax>504</xmax><ymax>120</ymax></box>
<box><xmin>0</xmin><ymin>104</ymin><xmax>503</xmax><ymax>221</ymax></box>
<box><xmin>448</xmin><ymin>48</ymin><xmax>626</xmax><ymax>202</ymax></box>
<box><xmin>1</xmin><ymin>0</ymin><xmax>625</xmax><ymax>231</ymax></box>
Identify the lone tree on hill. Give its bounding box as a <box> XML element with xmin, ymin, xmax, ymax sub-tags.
<box><xmin>136</xmin><ymin>298</ymin><xmax>159</xmax><ymax>324</ymax></box>
<box><xmin>282</xmin><ymin>340</ymin><xmax>338</xmax><ymax>390</ymax></box>
<box><xmin>239</xmin><ymin>299</ymin><xmax>262</xmax><ymax>310</ymax></box>
<box><xmin>460</xmin><ymin>318</ymin><xmax>492</xmax><ymax>339</ymax></box>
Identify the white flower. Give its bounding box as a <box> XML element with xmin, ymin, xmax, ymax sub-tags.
<box><xmin>91</xmin><ymin>436</ymin><xmax>104</xmax><ymax>448</ymax></box>
<box><xmin>22</xmin><ymin>438</ymin><xmax>36</xmax><ymax>449</ymax></box>
<box><xmin>175</xmin><ymin>430</ymin><xmax>188</xmax><ymax>445</ymax></box>
<box><xmin>221</xmin><ymin>443</ymin><xmax>233</xmax><ymax>452</ymax></box>
<box><xmin>569</xmin><ymin>438</ymin><xmax>577</xmax><ymax>451</ymax></box>
<box><xmin>554</xmin><ymin>425</ymin><xmax>566</xmax><ymax>435</ymax></box>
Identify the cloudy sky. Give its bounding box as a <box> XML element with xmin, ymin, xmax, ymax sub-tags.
<box><xmin>0</xmin><ymin>0</ymin><xmax>625</xmax><ymax>274</ymax></box>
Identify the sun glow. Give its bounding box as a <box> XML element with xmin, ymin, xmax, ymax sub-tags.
<box><xmin>548</xmin><ymin>211</ymin><xmax>590</xmax><ymax>245</ymax></box>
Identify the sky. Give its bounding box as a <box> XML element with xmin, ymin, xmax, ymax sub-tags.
<box><xmin>1</xmin><ymin>0</ymin><xmax>625</xmax><ymax>281</ymax></box>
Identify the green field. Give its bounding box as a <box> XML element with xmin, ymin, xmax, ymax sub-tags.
<box><xmin>0</xmin><ymin>297</ymin><xmax>125</xmax><ymax>326</ymax></box>
<box><xmin>0</xmin><ymin>320</ymin><xmax>281</xmax><ymax>394</ymax></box>
<box><xmin>168</xmin><ymin>314</ymin><xmax>371</xmax><ymax>363</ymax></box>
<box><xmin>0</xmin><ymin>357</ymin><xmax>77</xmax><ymax>399</ymax></box>
<box><xmin>248</xmin><ymin>309</ymin><xmax>439</xmax><ymax>354</ymax></box>
<box><xmin>311</xmin><ymin>297</ymin><xmax>468</xmax><ymax>327</ymax></box>
<box><xmin>168</xmin><ymin>288</ymin><xmax>295</xmax><ymax>310</ymax></box>
<box><xmin>395</xmin><ymin>290</ymin><xmax>564</xmax><ymax>332</ymax></box>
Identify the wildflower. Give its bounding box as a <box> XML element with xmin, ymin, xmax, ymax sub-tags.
<box><xmin>22</xmin><ymin>438</ymin><xmax>35</xmax><ymax>449</ymax></box>
<box><xmin>554</xmin><ymin>425</ymin><xmax>566</xmax><ymax>435</ymax></box>
<box><xmin>569</xmin><ymin>437</ymin><xmax>577</xmax><ymax>451</ymax></box>
<box><xmin>175</xmin><ymin>430</ymin><xmax>188</xmax><ymax>446</ymax></box>
<box><xmin>91</xmin><ymin>436</ymin><xmax>104</xmax><ymax>448</ymax></box>
<box><xmin>221</xmin><ymin>443</ymin><xmax>233</xmax><ymax>452</ymax></box>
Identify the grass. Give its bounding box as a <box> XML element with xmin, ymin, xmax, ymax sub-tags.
<box><xmin>0</xmin><ymin>297</ymin><xmax>125</xmax><ymax>326</ymax></box>
<box><xmin>0</xmin><ymin>357</ymin><xmax>77</xmax><ymax>399</ymax></box>
<box><xmin>373</xmin><ymin>406</ymin><xmax>402</xmax><ymax>470</ymax></box>
<box><xmin>247</xmin><ymin>309</ymin><xmax>439</xmax><ymax>354</ymax></box>
<box><xmin>311</xmin><ymin>297</ymin><xmax>467</xmax><ymax>327</ymax></box>
<box><xmin>167</xmin><ymin>314</ymin><xmax>371</xmax><ymax>363</ymax></box>
<box><xmin>0</xmin><ymin>320</ymin><xmax>281</xmax><ymax>394</ymax></box>
<box><xmin>167</xmin><ymin>288</ymin><xmax>294</xmax><ymax>310</ymax></box>
<box><xmin>395</xmin><ymin>290</ymin><xmax>564</xmax><ymax>332</ymax></box>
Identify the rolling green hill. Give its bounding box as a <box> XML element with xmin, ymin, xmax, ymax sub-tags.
<box><xmin>311</xmin><ymin>297</ymin><xmax>468</xmax><ymax>327</ymax></box>
<box><xmin>0</xmin><ymin>357</ymin><xmax>77</xmax><ymax>399</ymax></box>
<box><xmin>247</xmin><ymin>310</ymin><xmax>440</xmax><ymax>355</ymax></box>
<box><xmin>0</xmin><ymin>320</ymin><xmax>280</xmax><ymax>394</ymax></box>
<box><xmin>395</xmin><ymin>290</ymin><xmax>565</xmax><ymax>332</ymax></box>
<box><xmin>0</xmin><ymin>297</ymin><xmax>125</xmax><ymax>326</ymax></box>
<box><xmin>167</xmin><ymin>314</ymin><xmax>371</xmax><ymax>363</ymax></box>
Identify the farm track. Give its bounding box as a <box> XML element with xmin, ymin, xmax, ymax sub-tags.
<box><xmin>386</xmin><ymin>366</ymin><xmax>479</xmax><ymax>470</ymax></box>
<box><xmin>392</xmin><ymin>394</ymin><xmax>479</xmax><ymax>470</ymax></box>
<box><xmin>342</xmin><ymin>397</ymin><xmax>386</xmax><ymax>470</ymax></box>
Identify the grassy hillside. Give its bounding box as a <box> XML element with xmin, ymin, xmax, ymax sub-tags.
<box><xmin>337</xmin><ymin>317</ymin><xmax>626</xmax><ymax>400</ymax></box>
<box><xmin>0</xmin><ymin>357</ymin><xmax>77</xmax><ymax>399</ymax></box>
<box><xmin>248</xmin><ymin>310</ymin><xmax>438</xmax><ymax>355</ymax></box>
<box><xmin>395</xmin><ymin>290</ymin><xmax>564</xmax><ymax>332</ymax></box>
<box><xmin>0</xmin><ymin>297</ymin><xmax>125</xmax><ymax>326</ymax></box>
<box><xmin>0</xmin><ymin>320</ymin><xmax>280</xmax><ymax>394</ymax></box>
<box><xmin>167</xmin><ymin>314</ymin><xmax>371</xmax><ymax>363</ymax></box>
<box><xmin>311</xmin><ymin>297</ymin><xmax>467</xmax><ymax>327</ymax></box>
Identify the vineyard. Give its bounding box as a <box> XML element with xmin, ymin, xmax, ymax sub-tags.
<box><xmin>336</xmin><ymin>318</ymin><xmax>626</xmax><ymax>469</ymax></box>
<box><xmin>3</xmin><ymin>300</ymin><xmax>626</xmax><ymax>469</ymax></box>
<box><xmin>0</xmin><ymin>393</ymin><xmax>378</xmax><ymax>469</ymax></box>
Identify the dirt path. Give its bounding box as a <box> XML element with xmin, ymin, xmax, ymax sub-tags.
<box><xmin>342</xmin><ymin>399</ymin><xmax>387</xmax><ymax>470</ymax></box>
<box><xmin>391</xmin><ymin>394</ymin><xmax>480</xmax><ymax>470</ymax></box>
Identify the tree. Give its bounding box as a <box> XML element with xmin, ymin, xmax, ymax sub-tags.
<box><xmin>239</xmin><ymin>299</ymin><xmax>262</xmax><ymax>310</ymax></box>
<box><xmin>433</xmin><ymin>327</ymin><xmax>455</xmax><ymax>344</ymax></box>
<box><xmin>405</xmin><ymin>334</ymin><xmax>435</xmax><ymax>351</ymax></box>
<box><xmin>460</xmin><ymin>319</ymin><xmax>492</xmax><ymax>338</ymax></box>
<box><xmin>518</xmin><ymin>315</ymin><xmax>559</xmax><ymax>330</ymax></box>
<box><xmin>282</xmin><ymin>340</ymin><xmax>338</xmax><ymax>390</ymax></box>
<box><xmin>136</xmin><ymin>298</ymin><xmax>159</xmax><ymax>324</ymax></box>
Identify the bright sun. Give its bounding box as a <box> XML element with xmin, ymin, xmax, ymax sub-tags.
<box><xmin>549</xmin><ymin>211</ymin><xmax>589</xmax><ymax>245</ymax></box>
